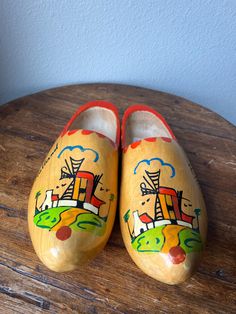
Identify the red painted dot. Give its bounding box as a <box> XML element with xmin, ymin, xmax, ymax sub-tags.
<box><xmin>168</xmin><ymin>246</ymin><xmax>186</xmax><ymax>264</ymax></box>
<box><xmin>161</xmin><ymin>137</ymin><xmax>172</xmax><ymax>142</ymax></box>
<box><xmin>82</xmin><ymin>130</ymin><xmax>93</xmax><ymax>135</ymax></box>
<box><xmin>131</xmin><ymin>140</ymin><xmax>141</xmax><ymax>149</ymax></box>
<box><xmin>145</xmin><ymin>137</ymin><xmax>157</xmax><ymax>142</ymax></box>
<box><xmin>56</xmin><ymin>226</ymin><xmax>72</xmax><ymax>241</ymax></box>
<box><xmin>67</xmin><ymin>130</ymin><xmax>78</xmax><ymax>136</ymax></box>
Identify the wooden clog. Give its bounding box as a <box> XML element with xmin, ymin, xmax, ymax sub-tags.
<box><xmin>120</xmin><ymin>105</ymin><xmax>207</xmax><ymax>284</ymax></box>
<box><xmin>28</xmin><ymin>101</ymin><xmax>120</xmax><ymax>272</ymax></box>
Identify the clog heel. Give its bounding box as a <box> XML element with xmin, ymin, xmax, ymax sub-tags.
<box><xmin>120</xmin><ymin>105</ymin><xmax>207</xmax><ymax>284</ymax></box>
<box><xmin>28</xmin><ymin>101</ymin><xmax>120</xmax><ymax>272</ymax></box>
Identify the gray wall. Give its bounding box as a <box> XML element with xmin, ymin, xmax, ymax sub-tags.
<box><xmin>0</xmin><ymin>0</ymin><xmax>235</xmax><ymax>124</ymax></box>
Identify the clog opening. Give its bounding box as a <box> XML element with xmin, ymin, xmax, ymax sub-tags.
<box><xmin>69</xmin><ymin>107</ymin><xmax>117</xmax><ymax>144</ymax></box>
<box><xmin>125</xmin><ymin>111</ymin><xmax>173</xmax><ymax>146</ymax></box>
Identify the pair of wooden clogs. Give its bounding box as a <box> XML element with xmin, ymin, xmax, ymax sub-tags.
<box><xmin>28</xmin><ymin>101</ymin><xmax>207</xmax><ymax>285</ymax></box>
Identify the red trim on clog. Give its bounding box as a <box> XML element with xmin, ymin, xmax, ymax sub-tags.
<box><xmin>60</xmin><ymin>100</ymin><xmax>120</xmax><ymax>147</ymax></box>
<box><xmin>121</xmin><ymin>104</ymin><xmax>176</xmax><ymax>149</ymax></box>
<box><xmin>131</xmin><ymin>140</ymin><xmax>141</xmax><ymax>149</ymax></box>
<box><xmin>145</xmin><ymin>137</ymin><xmax>157</xmax><ymax>142</ymax></box>
<box><xmin>81</xmin><ymin>130</ymin><xmax>93</xmax><ymax>135</ymax></box>
<box><xmin>65</xmin><ymin>129</ymin><xmax>117</xmax><ymax>148</ymax></box>
<box><xmin>67</xmin><ymin>130</ymin><xmax>78</xmax><ymax>136</ymax></box>
<box><xmin>161</xmin><ymin>137</ymin><xmax>172</xmax><ymax>142</ymax></box>
<box><xmin>122</xmin><ymin>136</ymin><xmax>174</xmax><ymax>153</ymax></box>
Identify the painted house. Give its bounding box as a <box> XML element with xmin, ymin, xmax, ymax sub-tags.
<box><xmin>40</xmin><ymin>157</ymin><xmax>105</xmax><ymax>216</ymax></box>
<box><xmin>40</xmin><ymin>190</ymin><xmax>78</xmax><ymax>211</ymax></box>
<box><xmin>132</xmin><ymin>170</ymin><xmax>195</xmax><ymax>238</ymax></box>
<box><xmin>133</xmin><ymin>211</ymin><xmax>156</xmax><ymax>237</ymax></box>
<box><xmin>158</xmin><ymin>187</ymin><xmax>194</xmax><ymax>227</ymax></box>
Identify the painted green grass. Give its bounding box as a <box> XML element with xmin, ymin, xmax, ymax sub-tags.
<box><xmin>33</xmin><ymin>207</ymin><xmax>106</xmax><ymax>236</ymax></box>
<box><xmin>132</xmin><ymin>226</ymin><xmax>165</xmax><ymax>252</ymax></box>
<box><xmin>34</xmin><ymin>207</ymin><xmax>70</xmax><ymax>229</ymax></box>
<box><xmin>179</xmin><ymin>228</ymin><xmax>202</xmax><ymax>253</ymax></box>
<box><xmin>132</xmin><ymin>225</ymin><xmax>202</xmax><ymax>253</ymax></box>
<box><xmin>70</xmin><ymin>213</ymin><xmax>106</xmax><ymax>236</ymax></box>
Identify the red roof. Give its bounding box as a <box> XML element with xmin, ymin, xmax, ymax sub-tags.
<box><xmin>51</xmin><ymin>194</ymin><xmax>59</xmax><ymax>201</ymax></box>
<box><xmin>139</xmin><ymin>213</ymin><xmax>153</xmax><ymax>223</ymax></box>
<box><xmin>159</xmin><ymin>187</ymin><xmax>177</xmax><ymax>197</ymax></box>
<box><xmin>181</xmin><ymin>212</ymin><xmax>194</xmax><ymax>224</ymax></box>
<box><xmin>91</xmin><ymin>195</ymin><xmax>105</xmax><ymax>208</ymax></box>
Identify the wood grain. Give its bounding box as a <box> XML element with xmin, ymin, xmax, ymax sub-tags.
<box><xmin>0</xmin><ymin>83</ymin><xmax>236</xmax><ymax>313</ymax></box>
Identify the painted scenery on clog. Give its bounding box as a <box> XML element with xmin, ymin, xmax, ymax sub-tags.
<box><xmin>33</xmin><ymin>147</ymin><xmax>115</xmax><ymax>241</ymax></box>
<box><xmin>123</xmin><ymin>157</ymin><xmax>202</xmax><ymax>264</ymax></box>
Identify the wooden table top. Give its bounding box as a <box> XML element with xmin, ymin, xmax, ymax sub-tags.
<box><xmin>0</xmin><ymin>84</ymin><xmax>235</xmax><ymax>313</ymax></box>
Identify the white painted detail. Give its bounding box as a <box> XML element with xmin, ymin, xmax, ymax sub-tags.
<box><xmin>53</xmin><ymin>200</ymin><xmax>59</xmax><ymax>208</ymax></box>
<box><xmin>154</xmin><ymin>219</ymin><xmax>171</xmax><ymax>227</ymax></box>
<box><xmin>84</xmin><ymin>203</ymin><xmax>98</xmax><ymax>214</ymax></box>
<box><xmin>58</xmin><ymin>200</ymin><xmax>77</xmax><ymax>207</ymax></box>
<box><xmin>133</xmin><ymin>210</ymin><xmax>148</xmax><ymax>237</ymax></box>
<box><xmin>41</xmin><ymin>190</ymin><xmax>53</xmax><ymax>210</ymax></box>
<box><xmin>177</xmin><ymin>220</ymin><xmax>192</xmax><ymax>228</ymax></box>
<box><xmin>147</xmin><ymin>222</ymin><xmax>155</xmax><ymax>230</ymax></box>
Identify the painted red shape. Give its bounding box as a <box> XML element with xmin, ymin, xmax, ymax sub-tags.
<box><xmin>168</xmin><ymin>246</ymin><xmax>186</xmax><ymax>264</ymax></box>
<box><xmin>181</xmin><ymin>212</ymin><xmax>194</xmax><ymax>224</ymax></box>
<box><xmin>139</xmin><ymin>213</ymin><xmax>153</xmax><ymax>223</ymax></box>
<box><xmin>56</xmin><ymin>226</ymin><xmax>72</xmax><ymax>241</ymax></box>
<box><xmin>67</xmin><ymin>130</ymin><xmax>78</xmax><ymax>136</ymax></box>
<box><xmin>131</xmin><ymin>140</ymin><xmax>141</xmax><ymax>149</ymax></box>
<box><xmin>51</xmin><ymin>194</ymin><xmax>59</xmax><ymax>201</ymax></box>
<box><xmin>172</xmin><ymin>195</ymin><xmax>181</xmax><ymax>220</ymax></box>
<box><xmin>161</xmin><ymin>137</ymin><xmax>172</xmax><ymax>142</ymax></box>
<box><xmin>91</xmin><ymin>195</ymin><xmax>106</xmax><ymax>208</ymax></box>
<box><xmin>81</xmin><ymin>129</ymin><xmax>93</xmax><ymax>135</ymax></box>
<box><xmin>145</xmin><ymin>137</ymin><xmax>157</xmax><ymax>142</ymax></box>
<box><xmin>159</xmin><ymin>187</ymin><xmax>177</xmax><ymax>196</ymax></box>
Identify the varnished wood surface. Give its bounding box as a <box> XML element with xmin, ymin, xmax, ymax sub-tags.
<box><xmin>0</xmin><ymin>83</ymin><xmax>235</xmax><ymax>313</ymax></box>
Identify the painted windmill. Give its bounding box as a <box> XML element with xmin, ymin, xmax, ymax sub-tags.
<box><xmin>39</xmin><ymin>157</ymin><xmax>105</xmax><ymax>214</ymax></box>
<box><xmin>140</xmin><ymin>169</ymin><xmax>195</xmax><ymax>227</ymax></box>
<box><xmin>60</xmin><ymin>157</ymin><xmax>103</xmax><ymax>206</ymax></box>
<box><xmin>124</xmin><ymin>169</ymin><xmax>199</xmax><ymax>239</ymax></box>
<box><xmin>140</xmin><ymin>170</ymin><xmax>163</xmax><ymax>220</ymax></box>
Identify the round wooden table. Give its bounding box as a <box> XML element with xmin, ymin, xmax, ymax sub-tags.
<box><xmin>0</xmin><ymin>84</ymin><xmax>235</xmax><ymax>313</ymax></box>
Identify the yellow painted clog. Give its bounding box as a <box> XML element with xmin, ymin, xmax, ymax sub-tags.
<box><xmin>28</xmin><ymin>101</ymin><xmax>120</xmax><ymax>272</ymax></box>
<box><xmin>120</xmin><ymin>105</ymin><xmax>207</xmax><ymax>284</ymax></box>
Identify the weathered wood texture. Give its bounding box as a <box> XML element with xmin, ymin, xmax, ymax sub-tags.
<box><xmin>0</xmin><ymin>84</ymin><xmax>235</xmax><ymax>313</ymax></box>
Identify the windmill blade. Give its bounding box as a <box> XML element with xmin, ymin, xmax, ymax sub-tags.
<box><xmin>65</xmin><ymin>159</ymin><xmax>73</xmax><ymax>175</ymax></box>
<box><xmin>140</xmin><ymin>182</ymin><xmax>157</xmax><ymax>196</ymax></box>
<box><xmin>145</xmin><ymin>170</ymin><xmax>160</xmax><ymax>191</ymax></box>
<box><xmin>70</xmin><ymin>157</ymin><xmax>84</xmax><ymax>174</ymax></box>
<box><xmin>61</xmin><ymin>180</ymin><xmax>75</xmax><ymax>199</ymax></box>
<box><xmin>60</xmin><ymin>167</ymin><xmax>73</xmax><ymax>180</ymax></box>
